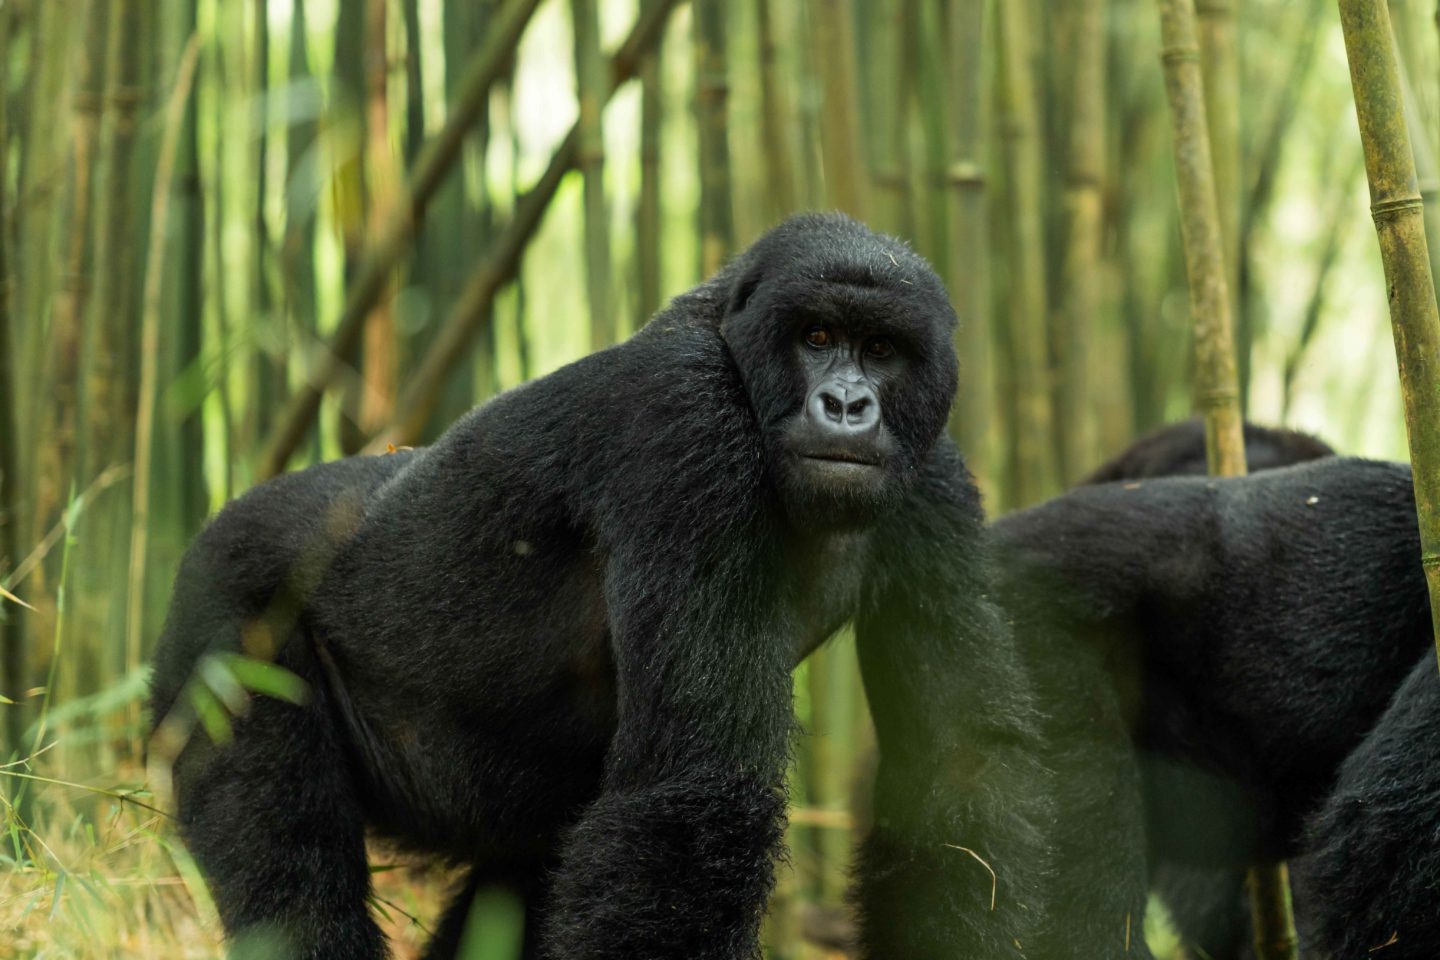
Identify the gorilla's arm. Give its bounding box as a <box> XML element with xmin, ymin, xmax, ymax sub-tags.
<box><xmin>537</xmin><ymin>328</ymin><xmax>796</xmax><ymax>960</ymax></box>
<box><xmin>853</xmin><ymin>444</ymin><xmax>1059</xmax><ymax>957</ymax></box>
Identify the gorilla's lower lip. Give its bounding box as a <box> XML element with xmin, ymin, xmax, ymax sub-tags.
<box><xmin>802</xmin><ymin>453</ymin><xmax>882</xmax><ymax>467</ymax></box>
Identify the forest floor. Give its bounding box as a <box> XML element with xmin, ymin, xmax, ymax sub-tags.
<box><xmin>2</xmin><ymin>753</ymin><xmax>1179</xmax><ymax>958</ymax></box>
<box><xmin>0</xmin><ymin>757</ymin><xmax>452</xmax><ymax>959</ymax></box>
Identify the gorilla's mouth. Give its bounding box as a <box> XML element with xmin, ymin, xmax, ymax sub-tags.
<box><xmin>802</xmin><ymin>451</ymin><xmax>882</xmax><ymax>467</ymax></box>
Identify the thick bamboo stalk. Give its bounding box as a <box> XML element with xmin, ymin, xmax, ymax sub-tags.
<box><xmin>1340</xmin><ymin>0</ymin><xmax>1440</xmax><ymax>667</ymax></box>
<box><xmin>807</xmin><ymin>0</ymin><xmax>868</xmax><ymax>218</ymax></box>
<box><xmin>258</xmin><ymin>0</ymin><xmax>546</xmax><ymax>478</ymax></box>
<box><xmin>996</xmin><ymin>0</ymin><xmax>1058</xmax><ymax>506</ymax></box>
<box><xmin>755</xmin><ymin>0</ymin><xmax>797</xmax><ymax>221</ymax></box>
<box><xmin>364</xmin><ymin>0</ymin><xmax>686</xmax><ymax>451</ymax></box>
<box><xmin>941</xmin><ymin>0</ymin><xmax>993</xmax><ymax>487</ymax></box>
<box><xmin>868</xmin><ymin>0</ymin><xmax>913</xmax><ymax>236</ymax></box>
<box><xmin>572</xmin><ymin>0</ymin><xmax>615</xmax><ymax>349</ymax></box>
<box><xmin>637</xmin><ymin>0</ymin><xmax>663</xmax><ymax>322</ymax></box>
<box><xmin>1057</xmin><ymin>0</ymin><xmax>1105</xmax><ymax>484</ymax></box>
<box><xmin>694</xmin><ymin>0</ymin><xmax>735</xmax><ymax>276</ymax></box>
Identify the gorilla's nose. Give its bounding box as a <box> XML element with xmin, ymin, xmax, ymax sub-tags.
<box><xmin>810</xmin><ymin>382</ymin><xmax>880</xmax><ymax>435</ymax></box>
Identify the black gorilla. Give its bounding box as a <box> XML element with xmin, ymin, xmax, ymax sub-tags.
<box><xmin>993</xmin><ymin>456</ymin><xmax>1440</xmax><ymax>960</ymax></box>
<box><xmin>1082</xmin><ymin>418</ymin><xmax>1333</xmax><ymax>484</ymax></box>
<box><xmin>1079</xmin><ymin>419</ymin><xmax>1334</xmax><ymax>958</ymax></box>
<box><xmin>152</xmin><ymin>215</ymin><xmax>1136</xmax><ymax>960</ymax></box>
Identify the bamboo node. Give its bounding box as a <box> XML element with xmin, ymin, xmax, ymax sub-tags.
<box><xmin>1370</xmin><ymin>196</ymin><xmax>1425</xmax><ymax>224</ymax></box>
<box><xmin>946</xmin><ymin>162</ymin><xmax>985</xmax><ymax>187</ymax></box>
<box><xmin>1160</xmin><ymin>46</ymin><xmax>1201</xmax><ymax>65</ymax></box>
<box><xmin>1421</xmin><ymin>554</ymin><xmax>1440</xmax><ymax>570</ymax></box>
<box><xmin>1194</xmin><ymin>388</ymin><xmax>1240</xmax><ymax>409</ymax></box>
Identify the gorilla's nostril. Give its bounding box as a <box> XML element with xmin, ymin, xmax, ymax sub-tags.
<box><xmin>847</xmin><ymin>398</ymin><xmax>870</xmax><ymax>419</ymax></box>
<box><xmin>823</xmin><ymin>394</ymin><xmax>843</xmax><ymax>419</ymax></box>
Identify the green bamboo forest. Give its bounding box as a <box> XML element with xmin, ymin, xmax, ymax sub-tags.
<box><xmin>2</xmin><ymin>0</ymin><xmax>1440</xmax><ymax>957</ymax></box>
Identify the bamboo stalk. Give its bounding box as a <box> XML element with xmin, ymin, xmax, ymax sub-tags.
<box><xmin>1057</xmin><ymin>0</ymin><xmax>1105</xmax><ymax>484</ymax></box>
<box><xmin>939</xmin><ymin>0</ymin><xmax>993</xmax><ymax>488</ymax></box>
<box><xmin>257</xmin><ymin>0</ymin><xmax>546</xmax><ymax>478</ymax></box>
<box><xmin>360</xmin><ymin>0</ymin><xmax>398</xmax><ymax>433</ymax></box>
<box><xmin>34</xmin><ymin>0</ymin><xmax>104</xmax><ymax>603</ymax></box>
<box><xmin>364</xmin><ymin>0</ymin><xmax>686</xmax><ymax>450</ymax></box>
<box><xmin>807</xmin><ymin>0</ymin><xmax>868</xmax><ymax>218</ymax></box>
<box><xmin>401</xmin><ymin>0</ymin><xmax>426</xmax><ymax>166</ymax></box>
<box><xmin>254</xmin><ymin>0</ymin><xmax>281</xmax><ymax>429</ymax></box>
<box><xmin>572</xmin><ymin>0</ymin><xmax>615</xmax><ymax>349</ymax></box>
<box><xmin>1160</xmin><ymin>1</ymin><xmax>1303</xmax><ymax>955</ymax></box>
<box><xmin>0</xmin><ymin>0</ymin><xmax>21</xmax><ymax>758</ymax></box>
<box><xmin>637</xmin><ymin>0</ymin><xmax>663</xmax><ymax>322</ymax></box>
<box><xmin>1195</xmin><ymin>0</ymin><xmax>1240</xmax><ymax>340</ymax></box>
<box><xmin>1156</xmin><ymin>0</ymin><xmax>1246</xmax><ymax>477</ymax></box>
<box><xmin>869</xmin><ymin>0</ymin><xmax>913</xmax><ymax>236</ymax></box>
<box><xmin>124</xmin><ymin>37</ymin><xmax>200</xmax><ymax>742</ymax></box>
<box><xmin>694</xmin><ymin>0</ymin><xmax>735</xmax><ymax>276</ymax></box>
<box><xmin>996</xmin><ymin>0</ymin><xmax>1058</xmax><ymax>506</ymax></box>
<box><xmin>755</xmin><ymin>0</ymin><xmax>797</xmax><ymax>221</ymax></box>
<box><xmin>1340</xmin><ymin>0</ymin><xmax>1440</xmax><ymax>667</ymax></box>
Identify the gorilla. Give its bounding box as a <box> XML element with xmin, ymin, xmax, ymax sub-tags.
<box><xmin>992</xmin><ymin>455</ymin><xmax>1439</xmax><ymax>960</ymax></box>
<box><xmin>151</xmin><ymin>215</ymin><xmax>1143</xmax><ymax>960</ymax></box>
<box><xmin>1082</xmin><ymin>418</ymin><xmax>1333</xmax><ymax>485</ymax></box>
<box><xmin>1080</xmin><ymin>419</ymin><xmax>1334</xmax><ymax>957</ymax></box>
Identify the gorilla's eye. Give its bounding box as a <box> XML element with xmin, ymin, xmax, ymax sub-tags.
<box><xmin>804</xmin><ymin>326</ymin><xmax>832</xmax><ymax>348</ymax></box>
<box><xmin>865</xmin><ymin>338</ymin><xmax>895</xmax><ymax>360</ymax></box>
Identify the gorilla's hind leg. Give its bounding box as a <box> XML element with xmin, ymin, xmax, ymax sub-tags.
<box><xmin>173</xmin><ymin>683</ymin><xmax>383</xmax><ymax>960</ymax></box>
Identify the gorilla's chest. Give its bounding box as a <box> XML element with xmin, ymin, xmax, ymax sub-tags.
<box><xmin>791</xmin><ymin>530</ymin><xmax>873</xmax><ymax>661</ymax></box>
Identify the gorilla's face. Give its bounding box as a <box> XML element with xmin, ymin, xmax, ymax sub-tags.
<box><xmin>720</xmin><ymin>215</ymin><xmax>959</xmax><ymax>532</ymax></box>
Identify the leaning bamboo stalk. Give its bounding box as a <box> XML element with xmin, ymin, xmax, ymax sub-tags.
<box><xmin>572</xmin><ymin>0</ymin><xmax>615</xmax><ymax>349</ymax></box>
<box><xmin>1196</xmin><ymin>0</ymin><xmax>1240</xmax><ymax>302</ymax></box>
<box><xmin>364</xmin><ymin>0</ymin><xmax>686</xmax><ymax>451</ymax></box>
<box><xmin>1057</xmin><ymin>0</ymin><xmax>1105</xmax><ymax>484</ymax></box>
<box><xmin>258</xmin><ymin>0</ymin><xmax>545</xmax><ymax>479</ymax></box>
<box><xmin>1339</xmin><ymin>0</ymin><xmax>1440</xmax><ymax>665</ymax></box>
<box><xmin>694</xmin><ymin>0</ymin><xmax>735</xmax><ymax>276</ymax></box>
<box><xmin>1159</xmin><ymin>2</ymin><xmax>1303</xmax><ymax>956</ymax></box>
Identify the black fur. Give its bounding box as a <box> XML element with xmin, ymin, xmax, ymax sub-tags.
<box><xmin>1079</xmin><ymin>420</ymin><xmax>1334</xmax><ymax>960</ymax></box>
<box><xmin>151</xmin><ymin>215</ymin><xmax>1086</xmax><ymax>959</ymax></box>
<box><xmin>993</xmin><ymin>457</ymin><xmax>1434</xmax><ymax>960</ymax></box>
<box><xmin>1083</xmin><ymin>418</ymin><xmax>1334</xmax><ymax>485</ymax></box>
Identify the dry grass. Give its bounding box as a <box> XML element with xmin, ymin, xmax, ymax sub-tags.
<box><xmin>0</xmin><ymin>756</ymin><xmax>458</xmax><ymax>959</ymax></box>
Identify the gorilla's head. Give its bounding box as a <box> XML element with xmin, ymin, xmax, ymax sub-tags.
<box><xmin>720</xmin><ymin>214</ymin><xmax>960</xmax><ymax>530</ymax></box>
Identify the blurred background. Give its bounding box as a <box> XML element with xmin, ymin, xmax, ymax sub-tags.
<box><xmin>0</xmin><ymin>0</ymin><xmax>1426</xmax><ymax>955</ymax></box>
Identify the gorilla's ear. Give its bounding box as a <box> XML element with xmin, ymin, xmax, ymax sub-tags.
<box><xmin>726</xmin><ymin>261</ymin><xmax>765</xmax><ymax>318</ymax></box>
